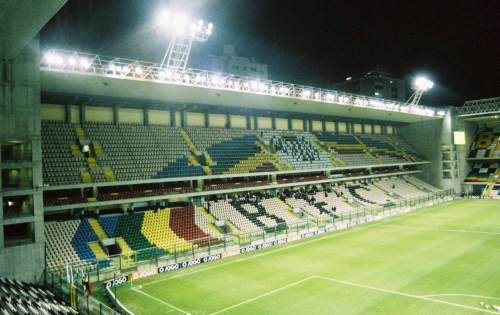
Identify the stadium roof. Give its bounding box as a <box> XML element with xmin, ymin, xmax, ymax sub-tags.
<box><xmin>40</xmin><ymin>50</ymin><xmax>446</xmax><ymax>123</ymax></box>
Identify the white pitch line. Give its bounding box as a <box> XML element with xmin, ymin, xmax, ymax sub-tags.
<box><xmin>132</xmin><ymin>287</ymin><xmax>191</xmax><ymax>315</ymax></box>
<box><xmin>208</xmin><ymin>275</ymin><xmax>317</xmax><ymax>315</ymax></box>
<box><xmin>141</xmin><ymin>221</ymin><xmax>384</xmax><ymax>287</ymax></box>
<box><xmin>422</xmin><ymin>293</ymin><xmax>500</xmax><ymax>301</ymax></box>
<box><xmin>315</xmin><ymin>275</ymin><xmax>499</xmax><ymax>314</ymax></box>
<box><xmin>383</xmin><ymin>224</ymin><xmax>500</xmax><ymax>236</ymax></box>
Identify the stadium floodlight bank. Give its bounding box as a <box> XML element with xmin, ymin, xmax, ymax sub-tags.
<box><xmin>41</xmin><ymin>50</ymin><xmax>446</xmax><ymax>118</ymax></box>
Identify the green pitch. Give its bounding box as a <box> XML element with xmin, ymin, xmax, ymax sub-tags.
<box><xmin>115</xmin><ymin>199</ymin><xmax>500</xmax><ymax>314</ymax></box>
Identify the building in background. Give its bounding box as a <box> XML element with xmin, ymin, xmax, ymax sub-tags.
<box><xmin>206</xmin><ymin>44</ymin><xmax>268</xmax><ymax>79</ymax></box>
<box><xmin>334</xmin><ymin>65</ymin><xmax>406</xmax><ymax>102</ymax></box>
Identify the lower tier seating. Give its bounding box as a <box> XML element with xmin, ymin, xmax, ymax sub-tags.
<box><xmin>0</xmin><ymin>277</ymin><xmax>77</xmax><ymax>315</ymax></box>
<box><xmin>44</xmin><ymin>176</ymin><xmax>438</xmax><ymax>268</ymax></box>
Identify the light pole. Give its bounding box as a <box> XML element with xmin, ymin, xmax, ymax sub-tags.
<box><xmin>407</xmin><ymin>76</ymin><xmax>434</xmax><ymax>106</ymax></box>
<box><xmin>155</xmin><ymin>9</ymin><xmax>214</xmax><ymax>71</ymax></box>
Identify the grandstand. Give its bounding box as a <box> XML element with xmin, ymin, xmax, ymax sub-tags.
<box><xmin>0</xmin><ymin>2</ymin><xmax>499</xmax><ymax>315</ymax></box>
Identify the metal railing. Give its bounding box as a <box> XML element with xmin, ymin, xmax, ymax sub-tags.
<box><xmin>43</xmin><ymin>189</ymin><xmax>455</xmax><ymax>314</ymax></box>
<box><xmin>40</xmin><ymin>49</ymin><xmax>445</xmax><ymax>118</ymax></box>
<box><xmin>458</xmin><ymin>97</ymin><xmax>500</xmax><ymax>116</ymax></box>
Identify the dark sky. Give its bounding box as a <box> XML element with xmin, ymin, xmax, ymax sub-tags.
<box><xmin>41</xmin><ymin>0</ymin><xmax>500</xmax><ymax>107</ymax></box>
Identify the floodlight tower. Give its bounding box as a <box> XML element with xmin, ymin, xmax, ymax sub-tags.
<box><xmin>407</xmin><ymin>76</ymin><xmax>434</xmax><ymax>106</ymax></box>
<box><xmin>156</xmin><ymin>10</ymin><xmax>213</xmax><ymax>71</ymax></box>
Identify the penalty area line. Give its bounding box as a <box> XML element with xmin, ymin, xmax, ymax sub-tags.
<box><xmin>316</xmin><ymin>275</ymin><xmax>499</xmax><ymax>314</ymax></box>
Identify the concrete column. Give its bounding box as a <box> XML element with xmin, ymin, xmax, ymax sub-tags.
<box><xmin>113</xmin><ymin>106</ymin><xmax>119</xmax><ymax>124</ymax></box>
<box><xmin>246</xmin><ymin>115</ymin><xmax>251</xmax><ymax>130</ymax></box>
<box><xmin>271</xmin><ymin>117</ymin><xmax>276</xmax><ymax>130</ymax></box>
<box><xmin>322</xmin><ymin>120</ymin><xmax>326</xmax><ymax>132</ymax></box>
<box><xmin>143</xmin><ymin>108</ymin><xmax>148</xmax><ymax>125</ymax></box>
<box><xmin>170</xmin><ymin>110</ymin><xmax>176</xmax><ymax>126</ymax></box>
<box><xmin>180</xmin><ymin>111</ymin><xmax>186</xmax><ymax>128</ymax></box>
<box><xmin>204</xmin><ymin>112</ymin><xmax>209</xmax><ymax>128</ymax></box>
<box><xmin>334</xmin><ymin>121</ymin><xmax>339</xmax><ymax>134</ymax></box>
<box><xmin>79</xmin><ymin>105</ymin><xmax>85</xmax><ymax>123</ymax></box>
<box><xmin>64</xmin><ymin>104</ymin><xmax>71</xmax><ymax>123</ymax></box>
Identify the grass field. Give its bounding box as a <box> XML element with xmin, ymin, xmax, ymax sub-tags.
<box><xmin>115</xmin><ymin>199</ymin><xmax>500</xmax><ymax>315</ymax></box>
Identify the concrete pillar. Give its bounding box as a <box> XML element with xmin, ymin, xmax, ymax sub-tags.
<box><xmin>79</xmin><ymin>105</ymin><xmax>85</xmax><ymax>123</ymax></box>
<box><xmin>143</xmin><ymin>108</ymin><xmax>148</xmax><ymax>125</ymax></box>
<box><xmin>64</xmin><ymin>104</ymin><xmax>71</xmax><ymax>123</ymax></box>
<box><xmin>113</xmin><ymin>106</ymin><xmax>119</xmax><ymax>124</ymax></box>
<box><xmin>204</xmin><ymin>112</ymin><xmax>209</xmax><ymax>128</ymax></box>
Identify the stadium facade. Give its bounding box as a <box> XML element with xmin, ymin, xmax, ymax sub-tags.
<box><xmin>0</xmin><ymin>1</ymin><xmax>499</xmax><ymax>303</ymax></box>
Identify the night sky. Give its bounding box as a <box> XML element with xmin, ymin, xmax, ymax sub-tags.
<box><xmin>41</xmin><ymin>0</ymin><xmax>500</xmax><ymax>107</ymax></box>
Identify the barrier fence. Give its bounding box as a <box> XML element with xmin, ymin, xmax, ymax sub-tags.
<box><xmin>44</xmin><ymin>189</ymin><xmax>455</xmax><ymax>314</ymax></box>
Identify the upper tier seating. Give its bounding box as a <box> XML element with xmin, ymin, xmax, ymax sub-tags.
<box><xmin>84</xmin><ymin>123</ymin><xmax>203</xmax><ymax>181</ymax></box>
<box><xmin>468</xmin><ymin>130</ymin><xmax>500</xmax><ymax>158</ymax></box>
<box><xmin>186</xmin><ymin>128</ymin><xmax>277</xmax><ymax>174</ymax></box>
<box><xmin>263</xmin><ymin>131</ymin><xmax>332</xmax><ymax>170</ymax></box>
<box><xmin>41</xmin><ymin>122</ymin><xmax>426</xmax><ymax>188</ymax></box>
<box><xmin>0</xmin><ymin>277</ymin><xmax>77</xmax><ymax>315</ymax></box>
<box><xmin>315</xmin><ymin>132</ymin><xmax>377</xmax><ymax>166</ymax></box>
<box><xmin>42</xmin><ymin>121</ymin><xmax>87</xmax><ymax>186</ymax></box>
<box><xmin>391</xmin><ymin>135</ymin><xmax>422</xmax><ymax>159</ymax></box>
<box><xmin>359</xmin><ymin>135</ymin><xmax>409</xmax><ymax>164</ymax></box>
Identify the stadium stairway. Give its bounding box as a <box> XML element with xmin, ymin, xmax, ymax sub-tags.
<box><xmin>88</xmin><ymin>218</ymin><xmax>108</xmax><ymax>240</ymax></box>
<box><xmin>352</xmin><ymin>135</ymin><xmax>383</xmax><ymax>164</ymax></box>
<box><xmin>310</xmin><ymin>133</ymin><xmax>344</xmax><ymax>166</ymax></box>
<box><xmin>180</xmin><ymin>128</ymin><xmax>213</xmax><ymax>175</ymax></box>
<box><xmin>226</xmin><ymin>151</ymin><xmax>279</xmax><ymax>174</ymax></box>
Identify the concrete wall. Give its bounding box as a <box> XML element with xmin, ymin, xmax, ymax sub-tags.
<box><xmin>0</xmin><ymin>38</ymin><xmax>45</xmax><ymax>281</ymax></box>
<box><xmin>454</xmin><ymin>114</ymin><xmax>478</xmax><ymax>193</ymax></box>
<box><xmin>148</xmin><ymin>109</ymin><xmax>170</xmax><ymax>125</ymax></box>
<box><xmin>399</xmin><ymin>117</ymin><xmax>446</xmax><ymax>189</ymax></box>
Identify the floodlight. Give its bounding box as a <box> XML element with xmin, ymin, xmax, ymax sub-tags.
<box><xmin>44</xmin><ymin>52</ymin><xmax>63</xmax><ymax>66</ymax></box>
<box><xmin>121</xmin><ymin>65</ymin><xmax>130</xmax><ymax>74</ymax></box>
<box><xmin>108</xmin><ymin>63</ymin><xmax>116</xmax><ymax>72</ymax></box>
<box><xmin>414</xmin><ymin>76</ymin><xmax>434</xmax><ymax>92</ymax></box>
<box><xmin>156</xmin><ymin>9</ymin><xmax>171</xmax><ymax>28</ymax></box>
<box><xmin>302</xmin><ymin>90</ymin><xmax>311</xmax><ymax>98</ymax></box>
<box><xmin>172</xmin><ymin>13</ymin><xmax>188</xmax><ymax>34</ymax></box>
<box><xmin>7</xmin><ymin>201</ymin><xmax>13</xmax><ymax>207</ymax></box>
<box><xmin>68</xmin><ymin>57</ymin><xmax>77</xmax><ymax>67</ymax></box>
<box><xmin>79</xmin><ymin>58</ymin><xmax>91</xmax><ymax>70</ymax></box>
<box><xmin>279</xmin><ymin>86</ymin><xmax>289</xmax><ymax>95</ymax></box>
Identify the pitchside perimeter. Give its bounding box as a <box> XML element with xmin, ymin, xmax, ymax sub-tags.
<box><xmin>116</xmin><ymin>200</ymin><xmax>500</xmax><ymax>315</ymax></box>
